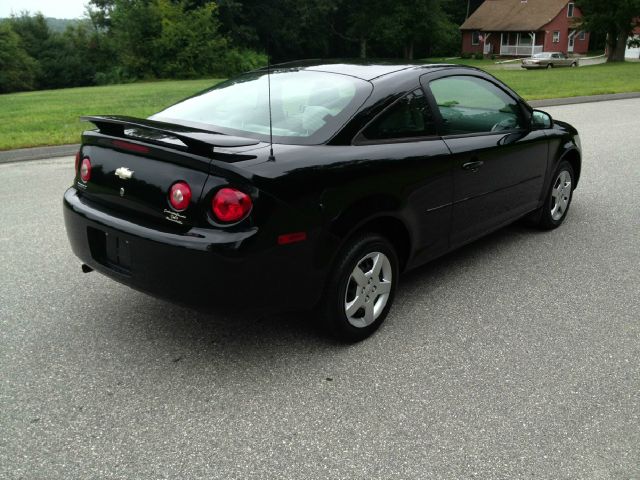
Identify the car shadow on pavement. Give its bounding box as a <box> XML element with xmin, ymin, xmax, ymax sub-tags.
<box><xmin>102</xmin><ymin>220</ymin><xmax>548</xmax><ymax>363</ymax></box>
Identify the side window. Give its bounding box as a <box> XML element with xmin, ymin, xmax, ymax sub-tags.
<box><xmin>429</xmin><ymin>76</ymin><xmax>524</xmax><ymax>135</ymax></box>
<box><xmin>361</xmin><ymin>89</ymin><xmax>437</xmax><ymax>141</ymax></box>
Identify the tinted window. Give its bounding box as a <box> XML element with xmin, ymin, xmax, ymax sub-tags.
<box><xmin>429</xmin><ymin>76</ymin><xmax>524</xmax><ymax>135</ymax></box>
<box><xmin>362</xmin><ymin>89</ymin><xmax>436</xmax><ymax>141</ymax></box>
<box><xmin>152</xmin><ymin>70</ymin><xmax>372</xmax><ymax>145</ymax></box>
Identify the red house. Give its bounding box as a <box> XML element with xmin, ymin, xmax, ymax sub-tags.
<box><xmin>460</xmin><ymin>0</ymin><xmax>590</xmax><ymax>56</ymax></box>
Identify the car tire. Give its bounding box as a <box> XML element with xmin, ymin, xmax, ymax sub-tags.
<box><xmin>547</xmin><ymin>63</ymin><xmax>553</xmax><ymax>69</ymax></box>
<box><xmin>320</xmin><ymin>233</ymin><xmax>399</xmax><ymax>342</ymax></box>
<box><xmin>571</xmin><ymin>62</ymin><xmax>577</xmax><ymax>67</ymax></box>
<box><xmin>532</xmin><ymin>160</ymin><xmax>575</xmax><ymax>230</ymax></box>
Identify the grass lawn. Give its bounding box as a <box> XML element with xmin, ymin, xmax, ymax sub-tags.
<box><xmin>0</xmin><ymin>62</ymin><xmax>638</xmax><ymax>150</ymax></box>
<box><xmin>0</xmin><ymin>79</ymin><xmax>222</xmax><ymax>150</ymax></box>
<box><xmin>422</xmin><ymin>59</ymin><xmax>640</xmax><ymax>100</ymax></box>
<box><xmin>491</xmin><ymin>62</ymin><xmax>640</xmax><ymax>100</ymax></box>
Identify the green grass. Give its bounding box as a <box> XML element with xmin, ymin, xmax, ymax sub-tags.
<box><xmin>0</xmin><ymin>62</ymin><xmax>638</xmax><ymax>150</ymax></box>
<box><xmin>0</xmin><ymin>79</ymin><xmax>222</xmax><ymax>150</ymax></box>
<box><xmin>491</xmin><ymin>63</ymin><xmax>640</xmax><ymax>100</ymax></box>
<box><xmin>422</xmin><ymin>59</ymin><xmax>640</xmax><ymax>100</ymax></box>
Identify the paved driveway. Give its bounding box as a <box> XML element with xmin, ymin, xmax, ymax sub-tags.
<box><xmin>1</xmin><ymin>99</ymin><xmax>638</xmax><ymax>479</ymax></box>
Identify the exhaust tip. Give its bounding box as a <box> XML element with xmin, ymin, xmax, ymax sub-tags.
<box><xmin>81</xmin><ymin>264</ymin><xmax>94</xmax><ymax>273</ymax></box>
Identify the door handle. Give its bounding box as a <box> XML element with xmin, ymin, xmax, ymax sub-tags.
<box><xmin>462</xmin><ymin>160</ymin><xmax>484</xmax><ymax>172</ymax></box>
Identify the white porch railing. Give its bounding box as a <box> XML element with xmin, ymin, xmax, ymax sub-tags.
<box><xmin>500</xmin><ymin>45</ymin><xmax>543</xmax><ymax>56</ymax></box>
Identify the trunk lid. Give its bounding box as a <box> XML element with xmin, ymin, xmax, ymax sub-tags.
<box><xmin>76</xmin><ymin>116</ymin><xmax>263</xmax><ymax>228</ymax></box>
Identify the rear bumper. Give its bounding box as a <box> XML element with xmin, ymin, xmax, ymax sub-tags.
<box><xmin>63</xmin><ymin>187</ymin><xmax>326</xmax><ymax>311</ymax></box>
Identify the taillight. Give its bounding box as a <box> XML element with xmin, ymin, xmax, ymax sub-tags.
<box><xmin>212</xmin><ymin>188</ymin><xmax>252</xmax><ymax>223</ymax></box>
<box><xmin>80</xmin><ymin>157</ymin><xmax>91</xmax><ymax>182</ymax></box>
<box><xmin>169</xmin><ymin>182</ymin><xmax>192</xmax><ymax>211</ymax></box>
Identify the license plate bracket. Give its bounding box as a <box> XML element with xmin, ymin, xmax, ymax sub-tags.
<box><xmin>88</xmin><ymin>227</ymin><xmax>132</xmax><ymax>274</ymax></box>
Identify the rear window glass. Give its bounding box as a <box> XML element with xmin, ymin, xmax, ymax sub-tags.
<box><xmin>152</xmin><ymin>70</ymin><xmax>372</xmax><ymax>145</ymax></box>
<box><xmin>362</xmin><ymin>89</ymin><xmax>437</xmax><ymax>141</ymax></box>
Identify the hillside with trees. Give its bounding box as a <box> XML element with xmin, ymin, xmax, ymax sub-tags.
<box><xmin>0</xmin><ymin>0</ymin><xmax>637</xmax><ymax>94</ymax></box>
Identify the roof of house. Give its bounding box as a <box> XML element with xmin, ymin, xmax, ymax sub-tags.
<box><xmin>460</xmin><ymin>0</ymin><xmax>570</xmax><ymax>31</ymax></box>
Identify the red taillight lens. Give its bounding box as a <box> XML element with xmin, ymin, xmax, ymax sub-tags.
<box><xmin>212</xmin><ymin>188</ymin><xmax>252</xmax><ymax>223</ymax></box>
<box><xmin>169</xmin><ymin>181</ymin><xmax>192</xmax><ymax>211</ymax></box>
<box><xmin>80</xmin><ymin>157</ymin><xmax>91</xmax><ymax>182</ymax></box>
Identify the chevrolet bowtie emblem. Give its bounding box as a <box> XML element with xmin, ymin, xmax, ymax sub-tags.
<box><xmin>115</xmin><ymin>167</ymin><xmax>134</xmax><ymax>180</ymax></box>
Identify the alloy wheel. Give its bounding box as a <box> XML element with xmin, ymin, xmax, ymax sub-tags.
<box><xmin>550</xmin><ymin>170</ymin><xmax>572</xmax><ymax>221</ymax></box>
<box><xmin>344</xmin><ymin>252</ymin><xmax>393</xmax><ymax>328</ymax></box>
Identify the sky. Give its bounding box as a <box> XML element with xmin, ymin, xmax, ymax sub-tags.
<box><xmin>0</xmin><ymin>0</ymin><xmax>88</xmax><ymax>19</ymax></box>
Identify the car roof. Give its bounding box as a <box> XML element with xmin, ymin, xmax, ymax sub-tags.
<box><xmin>263</xmin><ymin>59</ymin><xmax>460</xmax><ymax>81</ymax></box>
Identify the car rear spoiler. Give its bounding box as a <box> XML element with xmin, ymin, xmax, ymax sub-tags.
<box><xmin>81</xmin><ymin>115</ymin><xmax>260</xmax><ymax>156</ymax></box>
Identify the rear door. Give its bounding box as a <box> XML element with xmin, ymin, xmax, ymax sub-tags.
<box><xmin>422</xmin><ymin>73</ymin><xmax>549</xmax><ymax>247</ymax></box>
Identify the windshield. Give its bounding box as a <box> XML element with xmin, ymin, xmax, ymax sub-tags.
<box><xmin>151</xmin><ymin>70</ymin><xmax>372</xmax><ymax>145</ymax></box>
<box><xmin>532</xmin><ymin>53</ymin><xmax>552</xmax><ymax>59</ymax></box>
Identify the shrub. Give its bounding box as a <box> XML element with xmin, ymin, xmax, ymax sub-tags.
<box><xmin>473</xmin><ymin>52</ymin><xmax>484</xmax><ymax>60</ymax></box>
<box><xmin>94</xmin><ymin>67</ymin><xmax>135</xmax><ymax>86</ymax></box>
<box><xmin>220</xmin><ymin>48</ymin><xmax>268</xmax><ymax>76</ymax></box>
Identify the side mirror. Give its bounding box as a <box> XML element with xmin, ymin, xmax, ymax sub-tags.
<box><xmin>531</xmin><ymin>109</ymin><xmax>553</xmax><ymax>129</ymax></box>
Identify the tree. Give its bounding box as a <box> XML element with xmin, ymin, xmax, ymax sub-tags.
<box><xmin>374</xmin><ymin>0</ymin><xmax>458</xmax><ymax>59</ymax></box>
<box><xmin>576</xmin><ymin>0</ymin><xmax>640</xmax><ymax>61</ymax></box>
<box><xmin>0</xmin><ymin>21</ymin><xmax>38</xmax><ymax>93</ymax></box>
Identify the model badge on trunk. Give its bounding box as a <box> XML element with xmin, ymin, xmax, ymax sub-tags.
<box><xmin>115</xmin><ymin>167</ymin><xmax>134</xmax><ymax>179</ymax></box>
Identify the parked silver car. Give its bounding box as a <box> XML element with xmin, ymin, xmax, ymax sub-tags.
<box><xmin>522</xmin><ymin>52</ymin><xmax>578</xmax><ymax>69</ymax></box>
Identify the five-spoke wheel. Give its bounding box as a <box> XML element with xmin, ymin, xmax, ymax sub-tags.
<box><xmin>320</xmin><ymin>234</ymin><xmax>399</xmax><ymax>342</ymax></box>
<box><xmin>550</xmin><ymin>170</ymin><xmax>572</xmax><ymax>221</ymax></box>
<box><xmin>530</xmin><ymin>160</ymin><xmax>575</xmax><ymax>229</ymax></box>
<box><xmin>344</xmin><ymin>252</ymin><xmax>393</xmax><ymax>328</ymax></box>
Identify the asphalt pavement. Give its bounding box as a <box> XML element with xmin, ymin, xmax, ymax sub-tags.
<box><xmin>1</xmin><ymin>99</ymin><xmax>639</xmax><ymax>479</ymax></box>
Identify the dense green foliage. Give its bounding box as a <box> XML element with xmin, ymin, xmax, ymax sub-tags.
<box><xmin>0</xmin><ymin>0</ymin><xmax>637</xmax><ymax>94</ymax></box>
<box><xmin>576</xmin><ymin>0</ymin><xmax>640</xmax><ymax>61</ymax></box>
<box><xmin>0</xmin><ymin>0</ymin><xmax>464</xmax><ymax>94</ymax></box>
<box><xmin>0</xmin><ymin>22</ymin><xmax>38</xmax><ymax>93</ymax></box>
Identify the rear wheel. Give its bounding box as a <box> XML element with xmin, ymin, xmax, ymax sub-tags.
<box><xmin>532</xmin><ymin>161</ymin><xmax>575</xmax><ymax>230</ymax></box>
<box><xmin>547</xmin><ymin>63</ymin><xmax>553</xmax><ymax>69</ymax></box>
<box><xmin>320</xmin><ymin>234</ymin><xmax>399</xmax><ymax>342</ymax></box>
<box><xmin>571</xmin><ymin>62</ymin><xmax>577</xmax><ymax>67</ymax></box>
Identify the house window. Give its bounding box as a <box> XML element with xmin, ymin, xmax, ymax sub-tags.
<box><xmin>567</xmin><ymin>2</ymin><xmax>575</xmax><ymax>17</ymax></box>
<box><xmin>472</xmin><ymin>31</ymin><xmax>481</xmax><ymax>45</ymax></box>
<box><xmin>578</xmin><ymin>31</ymin><xmax>586</xmax><ymax>40</ymax></box>
<box><xmin>553</xmin><ymin>31</ymin><xmax>560</xmax><ymax>43</ymax></box>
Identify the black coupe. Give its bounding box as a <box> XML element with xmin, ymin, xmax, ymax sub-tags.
<box><xmin>63</xmin><ymin>61</ymin><xmax>581</xmax><ymax>341</ymax></box>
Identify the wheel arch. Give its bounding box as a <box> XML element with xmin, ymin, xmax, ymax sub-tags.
<box><xmin>320</xmin><ymin>194</ymin><xmax>413</xmax><ymax>273</ymax></box>
<box><xmin>559</xmin><ymin>147</ymin><xmax>581</xmax><ymax>188</ymax></box>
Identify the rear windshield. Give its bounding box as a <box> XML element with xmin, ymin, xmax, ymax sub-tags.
<box><xmin>151</xmin><ymin>70</ymin><xmax>372</xmax><ymax>145</ymax></box>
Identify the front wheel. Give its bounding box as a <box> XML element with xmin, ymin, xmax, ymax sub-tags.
<box><xmin>532</xmin><ymin>161</ymin><xmax>575</xmax><ymax>230</ymax></box>
<box><xmin>320</xmin><ymin>234</ymin><xmax>399</xmax><ymax>342</ymax></box>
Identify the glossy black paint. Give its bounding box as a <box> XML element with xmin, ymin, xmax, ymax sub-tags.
<box><xmin>63</xmin><ymin>61</ymin><xmax>581</xmax><ymax>311</ymax></box>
